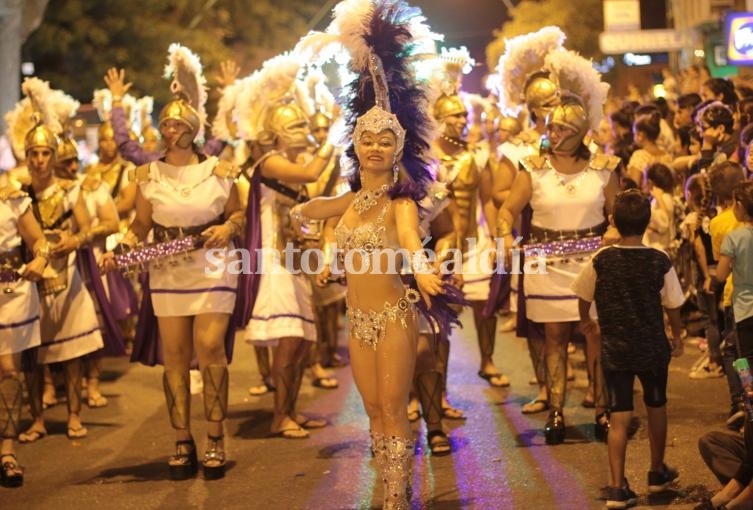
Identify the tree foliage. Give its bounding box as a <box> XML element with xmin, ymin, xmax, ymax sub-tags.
<box><xmin>485</xmin><ymin>0</ymin><xmax>604</xmax><ymax>72</ymax></box>
<box><xmin>23</xmin><ymin>0</ymin><xmax>328</xmax><ymax>108</ymax></box>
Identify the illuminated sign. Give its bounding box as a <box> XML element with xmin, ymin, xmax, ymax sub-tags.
<box><xmin>726</xmin><ymin>12</ymin><xmax>753</xmax><ymax>65</ymax></box>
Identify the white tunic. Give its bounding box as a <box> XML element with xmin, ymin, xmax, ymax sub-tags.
<box><xmin>0</xmin><ymin>194</ymin><xmax>41</xmax><ymax>355</ymax></box>
<box><xmin>524</xmin><ymin>161</ymin><xmax>611</xmax><ymax>322</ymax></box>
<box><xmin>36</xmin><ymin>182</ymin><xmax>104</xmax><ymax>363</ymax></box>
<box><xmin>139</xmin><ymin>157</ymin><xmax>238</xmax><ymax>316</ymax></box>
<box><xmin>243</xmin><ymin>182</ymin><xmax>316</xmax><ymax>345</ymax></box>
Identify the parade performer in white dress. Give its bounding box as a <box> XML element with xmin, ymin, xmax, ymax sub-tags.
<box><xmin>232</xmin><ymin>53</ymin><xmax>334</xmax><ymax>439</ymax></box>
<box><xmin>102</xmin><ymin>45</ymin><xmax>243</xmax><ymax>480</ymax></box>
<box><xmin>16</xmin><ymin>78</ymin><xmax>104</xmax><ymax>444</ymax></box>
<box><xmin>0</xmin><ymin>181</ymin><xmax>49</xmax><ymax>488</ymax></box>
<box><xmin>292</xmin><ymin>2</ymin><xmax>463</xmax><ymax>506</ymax></box>
<box><xmin>498</xmin><ymin>47</ymin><xmax>620</xmax><ymax>445</ymax></box>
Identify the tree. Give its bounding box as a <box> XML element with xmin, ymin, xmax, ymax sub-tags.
<box><xmin>22</xmin><ymin>0</ymin><xmax>328</xmax><ymax>109</ymax></box>
<box><xmin>485</xmin><ymin>0</ymin><xmax>604</xmax><ymax>72</ymax></box>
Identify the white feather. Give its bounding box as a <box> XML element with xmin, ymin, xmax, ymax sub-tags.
<box><xmin>213</xmin><ymin>80</ymin><xmax>241</xmax><ymax>142</ymax></box>
<box><xmin>92</xmin><ymin>89</ymin><xmax>112</xmax><ymax>122</ymax></box>
<box><xmin>21</xmin><ymin>77</ymin><xmax>62</xmax><ymax>134</ymax></box>
<box><xmin>327</xmin><ymin>0</ymin><xmax>374</xmax><ymax>72</ymax></box>
<box><xmin>4</xmin><ymin>98</ymin><xmax>34</xmax><ymax>161</ymax></box>
<box><xmin>164</xmin><ymin>43</ymin><xmax>208</xmax><ymax>141</ymax></box>
<box><xmin>545</xmin><ymin>48</ymin><xmax>609</xmax><ymax>130</ymax></box>
<box><xmin>495</xmin><ymin>26</ymin><xmax>566</xmax><ymax>114</ymax></box>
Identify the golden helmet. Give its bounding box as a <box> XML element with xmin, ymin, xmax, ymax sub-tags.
<box><xmin>546</xmin><ymin>93</ymin><xmax>589</xmax><ymax>155</ymax></box>
<box><xmin>158</xmin><ymin>98</ymin><xmax>200</xmax><ymax>140</ymax></box>
<box><xmin>523</xmin><ymin>71</ymin><xmax>560</xmax><ymax>122</ymax></box>
<box><xmin>498</xmin><ymin>116</ymin><xmax>522</xmax><ymax>136</ymax></box>
<box><xmin>310</xmin><ymin>111</ymin><xmax>331</xmax><ymax>131</ymax></box>
<box><xmin>98</xmin><ymin>121</ymin><xmax>115</xmax><ymax>142</ymax></box>
<box><xmin>433</xmin><ymin>94</ymin><xmax>467</xmax><ymax>121</ymax></box>
<box><xmin>24</xmin><ymin>123</ymin><xmax>58</xmax><ymax>155</ymax></box>
<box><xmin>141</xmin><ymin>125</ymin><xmax>160</xmax><ymax>143</ymax></box>
<box><xmin>260</xmin><ymin>101</ymin><xmax>311</xmax><ymax>149</ymax></box>
<box><xmin>56</xmin><ymin>135</ymin><xmax>78</xmax><ymax>162</ymax></box>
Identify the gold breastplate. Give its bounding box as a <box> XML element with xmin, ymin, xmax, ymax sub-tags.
<box><xmin>438</xmin><ymin>149</ymin><xmax>480</xmax><ymax>250</ymax></box>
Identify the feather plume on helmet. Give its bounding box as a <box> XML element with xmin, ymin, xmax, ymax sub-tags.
<box><xmin>4</xmin><ymin>98</ymin><xmax>35</xmax><ymax>161</ymax></box>
<box><xmin>495</xmin><ymin>26</ymin><xmax>565</xmax><ymax>117</ymax></box>
<box><xmin>21</xmin><ymin>77</ymin><xmax>69</xmax><ymax>155</ymax></box>
<box><xmin>303</xmin><ymin>66</ymin><xmax>336</xmax><ymax>119</ymax></box>
<box><xmin>296</xmin><ymin>0</ymin><xmax>441</xmax><ymax>201</ymax></box>
<box><xmin>212</xmin><ymin>79</ymin><xmax>243</xmax><ymax>143</ymax></box>
<box><xmin>544</xmin><ymin>48</ymin><xmax>609</xmax><ymax>131</ymax></box>
<box><xmin>232</xmin><ymin>52</ymin><xmax>312</xmax><ymax>150</ymax></box>
<box><xmin>160</xmin><ymin>43</ymin><xmax>208</xmax><ymax>144</ymax></box>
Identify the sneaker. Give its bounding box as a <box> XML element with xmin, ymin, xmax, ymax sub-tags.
<box><xmin>726</xmin><ymin>404</ymin><xmax>746</xmax><ymax>431</ymax></box>
<box><xmin>689</xmin><ymin>363</ymin><xmax>724</xmax><ymax>379</ymax></box>
<box><xmin>647</xmin><ymin>463</ymin><xmax>679</xmax><ymax>493</ymax></box>
<box><xmin>605</xmin><ymin>484</ymin><xmax>638</xmax><ymax>509</ymax></box>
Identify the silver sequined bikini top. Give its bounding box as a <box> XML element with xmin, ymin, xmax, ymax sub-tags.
<box><xmin>334</xmin><ymin>200</ymin><xmax>390</xmax><ymax>254</ymax></box>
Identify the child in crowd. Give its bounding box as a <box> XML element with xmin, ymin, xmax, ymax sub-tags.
<box><xmin>572</xmin><ymin>190</ymin><xmax>685</xmax><ymax>509</ymax></box>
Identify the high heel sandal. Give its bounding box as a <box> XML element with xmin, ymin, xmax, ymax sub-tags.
<box><xmin>594</xmin><ymin>412</ymin><xmax>610</xmax><ymax>442</ymax></box>
<box><xmin>168</xmin><ymin>439</ymin><xmax>198</xmax><ymax>480</ymax></box>
<box><xmin>544</xmin><ymin>411</ymin><xmax>566</xmax><ymax>445</ymax></box>
<box><xmin>202</xmin><ymin>435</ymin><xmax>226</xmax><ymax>480</ymax></box>
<box><xmin>0</xmin><ymin>453</ymin><xmax>24</xmax><ymax>488</ymax></box>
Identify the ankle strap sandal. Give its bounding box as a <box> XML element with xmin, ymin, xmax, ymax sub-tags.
<box><xmin>203</xmin><ymin>435</ymin><xmax>226</xmax><ymax>480</ymax></box>
<box><xmin>168</xmin><ymin>439</ymin><xmax>198</xmax><ymax>481</ymax></box>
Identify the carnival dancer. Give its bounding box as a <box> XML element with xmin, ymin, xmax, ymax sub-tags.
<box><xmin>0</xmin><ymin>171</ymin><xmax>50</xmax><ymax>488</ymax></box>
<box><xmin>232</xmin><ymin>53</ymin><xmax>334</xmax><ymax>438</ymax></box>
<box><xmin>101</xmin><ymin>45</ymin><xmax>243</xmax><ymax>480</ymax></box>
<box><xmin>16</xmin><ymin>78</ymin><xmax>104</xmax><ymax>444</ymax></box>
<box><xmin>292</xmin><ymin>1</ymin><xmax>462</xmax><ymax>506</ymax></box>
<box><xmin>497</xmin><ymin>47</ymin><xmax>619</xmax><ymax>444</ymax></box>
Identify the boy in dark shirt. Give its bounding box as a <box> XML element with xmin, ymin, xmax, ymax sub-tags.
<box><xmin>571</xmin><ymin>189</ymin><xmax>685</xmax><ymax>509</ymax></box>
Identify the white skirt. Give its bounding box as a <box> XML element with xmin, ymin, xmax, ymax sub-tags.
<box><xmin>243</xmin><ymin>251</ymin><xmax>316</xmax><ymax>346</ymax></box>
<box><xmin>0</xmin><ymin>279</ymin><xmax>41</xmax><ymax>355</ymax></box>
<box><xmin>38</xmin><ymin>262</ymin><xmax>103</xmax><ymax>364</ymax></box>
<box><xmin>523</xmin><ymin>255</ymin><xmax>585</xmax><ymax>323</ymax></box>
<box><xmin>148</xmin><ymin>246</ymin><xmax>239</xmax><ymax>317</ymax></box>
<box><xmin>461</xmin><ymin>236</ymin><xmax>494</xmax><ymax>302</ymax></box>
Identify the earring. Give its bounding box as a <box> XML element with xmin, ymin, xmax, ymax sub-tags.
<box><xmin>393</xmin><ymin>163</ymin><xmax>399</xmax><ymax>184</ymax></box>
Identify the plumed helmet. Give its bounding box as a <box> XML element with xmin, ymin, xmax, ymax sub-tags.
<box><xmin>433</xmin><ymin>94</ymin><xmax>468</xmax><ymax>121</ymax></box>
<box><xmin>158</xmin><ymin>98</ymin><xmax>201</xmax><ymax>139</ymax></box>
<box><xmin>24</xmin><ymin>123</ymin><xmax>58</xmax><ymax>154</ymax></box>
<box><xmin>523</xmin><ymin>71</ymin><xmax>560</xmax><ymax>122</ymax></box>
<box><xmin>56</xmin><ymin>135</ymin><xmax>78</xmax><ymax>162</ymax></box>
<box><xmin>259</xmin><ymin>101</ymin><xmax>311</xmax><ymax>149</ymax></box>
<box><xmin>98</xmin><ymin>120</ymin><xmax>115</xmax><ymax>142</ymax></box>
<box><xmin>310</xmin><ymin>111</ymin><xmax>331</xmax><ymax>130</ymax></box>
<box><xmin>498</xmin><ymin>115</ymin><xmax>522</xmax><ymax>136</ymax></box>
<box><xmin>546</xmin><ymin>93</ymin><xmax>589</xmax><ymax>155</ymax></box>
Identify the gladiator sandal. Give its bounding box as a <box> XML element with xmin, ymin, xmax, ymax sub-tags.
<box><xmin>163</xmin><ymin>370</ymin><xmax>197</xmax><ymax>480</ymax></box>
<box><xmin>0</xmin><ymin>375</ymin><xmax>23</xmax><ymax>440</ymax></box>
<box><xmin>202</xmin><ymin>364</ymin><xmax>228</xmax><ymax>480</ymax></box>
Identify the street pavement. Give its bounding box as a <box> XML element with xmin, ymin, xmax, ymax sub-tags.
<box><xmin>2</xmin><ymin>308</ymin><xmax>730</xmax><ymax>509</ymax></box>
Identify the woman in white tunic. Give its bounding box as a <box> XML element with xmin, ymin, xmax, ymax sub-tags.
<box><xmin>102</xmin><ymin>46</ymin><xmax>243</xmax><ymax>481</ymax></box>
<box><xmin>499</xmin><ymin>90</ymin><xmax>620</xmax><ymax>445</ymax></box>
<box><xmin>0</xmin><ymin>185</ymin><xmax>48</xmax><ymax>488</ymax></box>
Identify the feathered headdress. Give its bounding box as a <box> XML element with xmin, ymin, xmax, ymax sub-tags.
<box><xmin>92</xmin><ymin>88</ymin><xmax>136</xmax><ymax>125</ymax></box>
<box><xmin>303</xmin><ymin>66</ymin><xmax>336</xmax><ymax>119</ymax></box>
<box><xmin>496</xmin><ymin>26</ymin><xmax>566</xmax><ymax>114</ymax></box>
<box><xmin>163</xmin><ymin>43</ymin><xmax>208</xmax><ymax>141</ymax></box>
<box><xmin>213</xmin><ymin>79</ymin><xmax>243</xmax><ymax>142</ymax></box>
<box><xmin>297</xmin><ymin>0</ymin><xmax>440</xmax><ymax>200</ymax></box>
<box><xmin>436</xmin><ymin>46</ymin><xmax>475</xmax><ymax>97</ymax></box>
<box><xmin>137</xmin><ymin>96</ymin><xmax>155</xmax><ymax>131</ymax></box>
<box><xmin>4</xmin><ymin>98</ymin><xmax>35</xmax><ymax>161</ymax></box>
<box><xmin>544</xmin><ymin>49</ymin><xmax>609</xmax><ymax>130</ymax></box>
<box><xmin>233</xmin><ymin>52</ymin><xmax>307</xmax><ymax>143</ymax></box>
<box><xmin>22</xmin><ymin>77</ymin><xmax>63</xmax><ymax>135</ymax></box>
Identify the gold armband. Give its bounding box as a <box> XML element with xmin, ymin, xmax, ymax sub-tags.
<box><xmin>34</xmin><ymin>241</ymin><xmax>51</xmax><ymax>260</ymax></box>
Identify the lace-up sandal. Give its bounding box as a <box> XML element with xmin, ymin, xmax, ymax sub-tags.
<box><xmin>168</xmin><ymin>439</ymin><xmax>198</xmax><ymax>480</ymax></box>
<box><xmin>203</xmin><ymin>435</ymin><xmax>226</xmax><ymax>480</ymax></box>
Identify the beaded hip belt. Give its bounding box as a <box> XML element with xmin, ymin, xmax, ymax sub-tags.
<box><xmin>346</xmin><ymin>288</ymin><xmax>420</xmax><ymax>349</ymax></box>
<box><xmin>524</xmin><ymin>236</ymin><xmax>603</xmax><ymax>262</ymax></box>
